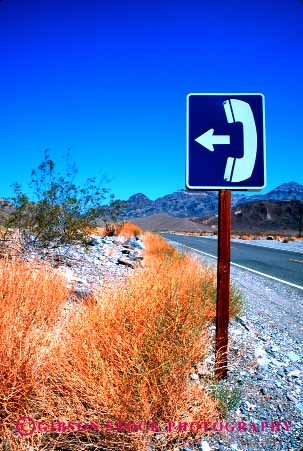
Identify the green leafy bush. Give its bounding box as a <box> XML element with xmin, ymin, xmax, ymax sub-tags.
<box><xmin>4</xmin><ymin>150</ymin><xmax>121</xmax><ymax>249</ymax></box>
<box><xmin>208</xmin><ymin>382</ymin><xmax>242</xmax><ymax>414</ymax></box>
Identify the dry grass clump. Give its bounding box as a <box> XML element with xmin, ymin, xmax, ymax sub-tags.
<box><xmin>0</xmin><ymin>258</ymin><xmax>69</xmax><ymax>447</ymax></box>
<box><xmin>118</xmin><ymin>222</ymin><xmax>143</xmax><ymax>238</ymax></box>
<box><xmin>91</xmin><ymin>222</ymin><xmax>143</xmax><ymax>239</ymax></box>
<box><xmin>143</xmin><ymin>233</ymin><xmax>242</xmax><ymax>318</ymax></box>
<box><xmin>143</xmin><ymin>232</ymin><xmax>179</xmax><ymax>258</ymax></box>
<box><xmin>239</xmin><ymin>235</ymin><xmax>251</xmax><ymax>240</ymax></box>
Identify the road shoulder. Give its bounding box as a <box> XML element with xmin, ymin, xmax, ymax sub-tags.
<box><xmin>167</xmin><ymin>239</ymin><xmax>303</xmax><ymax>451</ymax></box>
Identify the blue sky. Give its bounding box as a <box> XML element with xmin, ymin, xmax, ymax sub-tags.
<box><xmin>0</xmin><ymin>0</ymin><xmax>302</xmax><ymax>202</ymax></box>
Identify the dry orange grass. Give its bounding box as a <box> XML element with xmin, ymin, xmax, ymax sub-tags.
<box><xmin>0</xmin><ymin>258</ymin><xmax>69</xmax><ymax>448</ymax></box>
<box><xmin>239</xmin><ymin>235</ymin><xmax>250</xmax><ymax>240</ymax></box>
<box><xmin>143</xmin><ymin>231</ymin><xmax>178</xmax><ymax>258</ymax></box>
<box><xmin>143</xmin><ymin>233</ymin><xmax>242</xmax><ymax>318</ymax></box>
<box><xmin>118</xmin><ymin>222</ymin><xmax>143</xmax><ymax>238</ymax></box>
<box><xmin>90</xmin><ymin>222</ymin><xmax>143</xmax><ymax>239</ymax></box>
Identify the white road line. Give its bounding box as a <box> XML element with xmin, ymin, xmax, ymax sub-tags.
<box><xmin>168</xmin><ymin>240</ymin><xmax>303</xmax><ymax>291</ymax></box>
<box><xmin>168</xmin><ymin>233</ymin><xmax>303</xmax><ymax>254</ymax></box>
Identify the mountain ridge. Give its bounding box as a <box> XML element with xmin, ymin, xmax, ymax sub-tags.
<box><xmin>120</xmin><ymin>182</ymin><xmax>303</xmax><ymax>219</ymax></box>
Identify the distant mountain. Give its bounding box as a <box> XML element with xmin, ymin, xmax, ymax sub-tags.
<box><xmin>120</xmin><ymin>190</ymin><xmax>245</xmax><ymax>219</ymax></box>
<box><xmin>193</xmin><ymin>200</ymin><xmax>303</xmax><ymax>235</ymax></box>
<box><xmin>120</xmin><ymin>182</ymin><xmax>303</xmax><ymax>219</ymax></box>
<box><xmin>120</xmin><ymin>193</ymin><xmax>156</xmax><ymax>217</ymax></box>
<box><xmin>236</xmin><ymin>182</ymin><xmax>303</xmax><ymax>205</ymax></box>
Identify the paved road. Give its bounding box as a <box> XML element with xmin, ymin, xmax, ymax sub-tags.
<box><xmin>161</xmin><ymin>233</ymin><xmax>303</xmax><ymax>288</ymax></box>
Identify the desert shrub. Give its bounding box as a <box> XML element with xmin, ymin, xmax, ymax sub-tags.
<box><xmin>2</xmin><ymin>151</ymin><xmax>121</xmax><ymax>251</ymax></box>
<box><xmin>103</xmin><ymin>222</ymin><xmax>117</xmax><ymax>236</ymax></box>
<box><xmin>208</xmin><ymin>382</ymin><xmax>242</xmax><ymax>415</ymax></box>
<box><xmin>119</xmin><ymin>222</ymin><xmax>143</xmax><ymax>238</ymax></box>
<box><xmin>100</xmin><ymin>222</ymin><xmax>143</xmax><ymax>238</ymax></box>
<box><xmin>240</xmin><ymin>235</ymin><xmax>250</xmax><ymax>240</ymax></box>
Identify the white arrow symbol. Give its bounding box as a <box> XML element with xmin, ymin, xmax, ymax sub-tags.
<box><xmin>195</xmin><ymin>128</ymin><xmax>230</xmax><ymax>152</ymax></box>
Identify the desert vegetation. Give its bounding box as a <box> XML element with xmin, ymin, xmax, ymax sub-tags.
<box><xmin>0</xmin><ymin>151</ymin><xmax>122</xmax><ymax>256</ymax></box>
<box><xmin>0</xmin><ymin>152</ymin><xmax>245</xmax><ymax>450</ymax></box>
<box><xmin>0</xmin><ymin>229</ymin><xmax>242</xmax><ymax>451</ymax></box>
<box><xmin>91</xmin><ymin>221</ymin><xmax>143</xmax><ymax>238</ymax></box>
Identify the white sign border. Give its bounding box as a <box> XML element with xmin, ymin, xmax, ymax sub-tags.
<box><xmin>186</xmin><ymin>92</ymin><xmax>267</xmax><ymax>191</ymax></box>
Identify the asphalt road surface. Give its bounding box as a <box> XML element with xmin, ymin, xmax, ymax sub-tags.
<box><xmin>161</xmin><ymin>233</ymin><xmax>303</xmax><ymax>289</ymax></box>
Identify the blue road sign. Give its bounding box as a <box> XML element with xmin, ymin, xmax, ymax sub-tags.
<box><xmin>186</xmin><ymin>93</ymin><xmax>266</xmax><ymax>190</ymax></box>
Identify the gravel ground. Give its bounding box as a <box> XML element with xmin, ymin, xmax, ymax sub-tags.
<box><xmin>20</xmin><ymin>234</ymin><xmax>145</xmax><ymax>297</ymax></box>
<box><xmin>167</xmin><ymin>240</ymin><xmax>303</xmax><ymax>451</ymax></box>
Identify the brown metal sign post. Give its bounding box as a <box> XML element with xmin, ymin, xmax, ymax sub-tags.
<box><xmin>215</xmin><ymin>189</ymin><xmax>231</xmax><ymax>380</ymax></box>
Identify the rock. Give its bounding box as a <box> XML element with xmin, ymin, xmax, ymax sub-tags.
<box><xmin>287</xmin><ymin>352</ymin><xmax>300</xmax><ymax>362</ymax></box>
<box><xmin>271</xmin><ymin>345</ymin><xmax>280</xmax><ymax>352</ymax></box>
<box><xmin>73</xmin><ymin>286</ymin><xmax>92</xmax><ymax>299</ymax></box>
<box><xmin>122</xmin><ymin>244</ymin><xmax>134</xmax><ymax>250</ymax></box>
<box><xmin>129</xmin><ymin>254</ymin><xmax>144</xmax><ymax>261</ymax></box>
<box><xmin>286</xmin><ymin>393</ymin><xmax>297</xmax><ymax>403</ymax></box>
<box><xmin>245</xmin><ymin>401</ymin><xmax>256</xmax><ymax>411</ymax></box>
<box><xmin>190</xmin><ymin>373</ymin><xmax>199</xmax><ymax>381</ymax></box>
<box><xmin>288</xmin><ymin>369</ymin><xmax>300</xmax><ymax>377</ymax></box>
<box><xmin>87</xmin><ymin>237</ymin><xmax>100</xmax><ymax>246</ymax></box>
<box><xmin>296</xmin><ymin>403</ymin><xmax>303</xmax><ymax>414</ymax></box>
<box><xmin>117</xmin><ymin>257</ymin><xmax>136</xmax><ymax>269</ymax></box>
<box><xmin>154</xmin><ymin>434</ymin><xmax>166</xmax><ymax>443</ymax></box>
<box><xmin>113</xmin><ymin>236</ymin><xmax>126</xmax><ymax>245</ymax></box>
<box><xmin>200</xmin><ymin>441</ymin><xmax>211</xmax><ymax>451</ymax></box>
<box><xmin>53</xmin><ymin>254</ymin><xmax>68</xmax><ymax>266</ymax></box>
<box><xmin>254</xmin><ymin>347</ymin><xmax>268</xmax><ymax>366</ymax></box>
<box><xmin>235</xmin><ymin>316</ymin><xmax>250</xmax><ymax>331</ymax></box>
<box><xmin>259</xmin><ymin>335</ymin><xmax>270</xmax><ymax>342</ymax></box>
<box><xmin>129</xmin><ymin>238</ymin><xmax>145</xmax><ymax>249</ymax></box>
